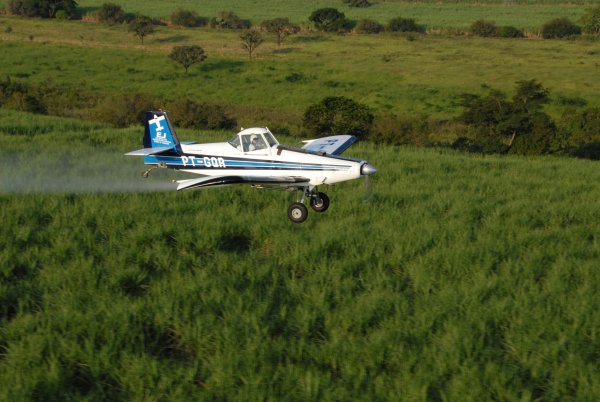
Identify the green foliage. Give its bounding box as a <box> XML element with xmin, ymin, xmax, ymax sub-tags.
<box><xmin>91</xmin><ymin>92</ymin><xmax>158</xmax><ymax>127</ymax></box>
<box><xmin>580</xmin><ymin>6</ymin><xmax>600</xmax><ymax>36</ymax></box>
<box><xmin>239</xmin><ymin>29</ymin><xmax>263</xmax><ymax>59</ymax></box>
<box><xmin>170</xmin><ymin>8</ymin><xmax>203</xmax><ymax>28</ymax></box>
<box><xmin>167</xmin><ymin>97</ymin><xmax>237</xmax><ymax>130</ymax></box>
<box><xmin>542</xmin><ymin>18</ymin><xmax>582</xmax><ymax>39</ymax></box>
<box><xmin>342</xmin><ymin>0</ymin><xmax>372</xmax><ymax>8</ymax></box>
<box><xmin>470</xmin><ymin>19</ymin><xmax>497</xmax><ymax>37</ymax></box>
<box><xmin>210</xmin><ymin>11</ymin><xmax>250</xmax><ymax>29</ymax></box>
<box><xmin>355</xmin><ymin>19</ymin><xmax>384</xmax><ymax>34</ymax></box>
<box><xmin>558</xmin><ymin>107</ymin><xmax>600</xmax><ymax>159</ymax></box>
<box><xmin>0</xmin><ymin>76</ymin><xmax>46</xmax><ymax>114</ymax></box>
<box><xmin>128</xmin><ymin>15</ymin><xmax>155</xmax><ymax>44</ymax></box>
<box><xmin>387</xmin><ymin>17</ymin><xmax>425</xmax><ymax>33</ymax></box>
<box><xmin>169</xmin><ymin>45</ymin><xmax>207</xmax><ymax>74</ymax></box>
<box><xmin>309</xmin><ymin>8</ymin><xmax>350</xmax><ymax>33</ymax></box>
<box><xmin>261</xmin><ymin>17</ymin><xmax>299</xmax><ymax>46</ymax></box>
<box><xmin>303</xmin><ymin>96</ymin><xmax>373</xmax><ymax>139</ymax></box>
<box><xmin>497</xmin><ymin>25</ymin><xmax>524</xmax><ymax>38</ymax></box>
<box><xmin>458</xmin><ymin>80</ymin><xmax>557</xmax><ymax>155</ymax></box>
<box><xmin>97</xmin><ymin>2</ymin><xmax>126</xmax><ymax>24</ymax></box>
<box><xmin>8</xmin><ymin>0</ymin><xmax>77</xmax><ymax>18</ymax></box>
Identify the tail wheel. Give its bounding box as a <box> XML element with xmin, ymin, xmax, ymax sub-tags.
<box><xmin>310</xmin><ymin>192</ymin><xmax>330</xmax><ymax>213</ymax></box>
<box><xmin>288</xmin><ymin>202</ymin><xmax>308</xmax><ymax>223</ymax></box>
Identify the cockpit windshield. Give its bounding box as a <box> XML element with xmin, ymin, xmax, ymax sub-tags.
<box><xmin>264</xmin><ymin>131</ymin><xmax>278</xmax><ymax>147</ymax></box>
<box><xmin>228</xmin><ymin>134</ymin><xmax>240</xmax><ymax>149</ymax></box>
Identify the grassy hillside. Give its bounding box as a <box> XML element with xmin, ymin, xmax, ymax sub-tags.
<box><xmin>71</xmin><ymin>0</ymin><xmax>589</xmax><ymax>31</ymax></box>
<box><xmin>1</xmin><ymin>16</ymin><xmax>599</xmax><ymax>127</ymax></box>
<box><xmin>1</xmin><ymin>110</ymin><xmax>599</xmax><ymax>400</ymax></box>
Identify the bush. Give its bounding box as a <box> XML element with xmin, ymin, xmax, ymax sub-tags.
<box><xmin>210</xmin><ymin>11</ymin><xmax>250</xmax><ymax>29</ymax></box>
<box><xmin>387</xmin><ymin>17</ymin><xmax>425</xmax><ymax>33</ymax></box>
<box><xmin>542</xmin><ymin>18</ymin><xmax>581</xmax><ymax>39</ymax></box>
<box><xmin>342</xmin><ymin>0</ymin><xmax>371</xmax><ymax>7</ymax></box>
<box><xmin>355</xmin><ymin>19</ymin><xmax>384</xmax><ymax>34</ymax></box>
<box><xmin>55</xmin><ymin>10</ymin><xmax>69</xmax><ymax>20</ymax></box>
<box><xmin>498</xmin><ymin>26</ymin><xmax>523</xmax><ymax>38</ymax></box>
<box><xmin>303</xmin><ymin>96</ymin><xmax>373</xmax><ymax>139</ymax></box>
<box><xmin>309</xmin><ymin>8</ymin><xmax>350</xmax><ymax>32</ymax></box>
<box><xmin>96</xmin><ymin>3</ymin><xmax>126</xmax><ymax>24</ymax></box>
<box><xmin>91</xmin><ymin>93</ymin><xmax>158</xmax><ymax>127</ymax></box>
<box><xmin>8</xmin><ymin>0</ymin><xmax>77</xmax><ymax>18</ymax></box>
<box><xmin>0</xmin><ymin>77</ymin><xmax>46</xmax><ymax>114</ymax></box>
<box><xmin>170</xmin><ymin>9</ymin><xmax>202</xmax><ymax>27</ymax></box>
<box><xmin>168</xmin><ymin>98</ymin><xmax>237</xmax><ymax>130</ymax></box>
<box><xmin>581</xmin><ymin>6</ymin><xmax>600</xmax><ymax>36</ymax></box>
<box><xmin>470</xmin><ymin>19</ymin><xmax>497</xmax><ymax>37</ymax></box>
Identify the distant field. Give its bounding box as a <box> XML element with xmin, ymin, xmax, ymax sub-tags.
<box><xmin>1</xmin><ymin>16</ymin><xmax>599</xmax><ymax>127</ymax></box>
<box><xmin>72</xmin><ymin>0</ymin><xmax>591</xmax><ymax>31</ymax></box>
<box><xmin>1</xmin><ymin>110</ymin><xmax>599</xmax><ymax>400</ymax></box>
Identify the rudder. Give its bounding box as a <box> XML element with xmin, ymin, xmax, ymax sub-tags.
<box><xmin>143</xmin><ymin>110</ymin><xmax>182</xmax><ymax>153</ymax></box>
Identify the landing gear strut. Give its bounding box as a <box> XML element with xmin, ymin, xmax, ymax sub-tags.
<box><xmin>287</xmin><ymin>188</ymin><xmax>329</xmax><ymax>223</ymax></box>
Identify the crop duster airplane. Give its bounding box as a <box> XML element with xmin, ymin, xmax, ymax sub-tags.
<box><xmin>126</xmin><ymin>111</ymin><xmax>377</xmax><ymax>223</ymax></box>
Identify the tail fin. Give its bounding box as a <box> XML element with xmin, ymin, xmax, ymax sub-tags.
<box><xmin>143</xmin><ymin>110</ymin><xmax>182</xmax><ymax>154</ymax></box>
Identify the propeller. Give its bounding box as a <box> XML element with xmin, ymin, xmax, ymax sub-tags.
<box><xmin>360</xmin><ymin>163</ymin><xmax>377</xmax><ymax>203</ymax></box>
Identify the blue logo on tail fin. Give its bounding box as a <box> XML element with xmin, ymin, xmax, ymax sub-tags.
<box><xmin>143</xmin><ymin>110</ymin><xmax>182</xmax><ymax>154</ymax></box>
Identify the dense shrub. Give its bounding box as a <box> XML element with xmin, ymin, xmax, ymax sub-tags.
<box><xmin>8</xmin><ymin>0</ymin><xmax>77</xmax><ymax>18</ymax></box>
<box><xmin>470</xmin><ymin>19</ymin><xmax>497</xmax><ymax>37</ymax></box>
<box><xmin>309</xmin><ymin>8</ymin><xmax>351</xmax><ymax>32</ymax></box>
<box><xmin>91</xmin><ymin>93</ymin><xmax>158</xmax><ymax>127</ymax></box>
<box><xmin>558</xmin><ymin>107</ymin><xmax>600</xmax><ymax>159</ymax></box>
<box><xmin>581</xmin><ymin>6</ymin><xmax>600</xmax><ymax>36</ymax></box>
<box><xmin>387</xmin><ymin>17</ymin><xmax>425</xmax><ymax>33</ymax></box>
<box><xmin>96</xmin><ymin>3</ymin><xmax>126</xmax><ymax>24</ymax></box>
<box><xmin>0</xmin><ymin>77</ymin><xmax>46</xmax><ymax>114</ymax></box>
<box><xmin>355</xmin><ymin>19</ymin><xmax>384</xmax><ymax>34</ymax></box>
<box><xmin>498</xmin><ymin>26</ymin><xmax>524</xmax><ymax>38</ymax></box>
<box><xmin>210</xmin><ymin>11</ymin><xmax>250</xmax><ymax>29</ymax></box>
<box><xmin>542</xmin><ymin>18</ymin><xmax>581</xmax><ymax>39</ymax></box>
<box><xmin>168</xmin><ymin>98</ymin><xmax>237</xmax><ymax>130</ymax></box>
<box><xmin>171</xmin><ymin>9</ymin><xmax>203</xmax><ymax>27</ymax></box>
<box><xmin>342</xmin><ymin>0</ymin><xmax>371</xmax><ymax>7</ymax></box>
<box><xmin>303</xmin><ymin>96</ymin><xmax>373</xmax><ymax>139</ymax></box>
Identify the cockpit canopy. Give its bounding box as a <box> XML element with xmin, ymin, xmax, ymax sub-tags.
<box><xmin>228</xmin><ymin>127</ymin><xmax>279</xmax><ymax>153</ymax></box>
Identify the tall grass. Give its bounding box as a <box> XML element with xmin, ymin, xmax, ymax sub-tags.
<box><xmin>1</xmin><ymin>111</ymin><xmax>599</xmax><ymax>400</ymax></box>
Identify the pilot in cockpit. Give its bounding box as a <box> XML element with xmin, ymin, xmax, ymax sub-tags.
<box><xmin>249</xmin><ymin>135</ymin><xmax>259</xmax><ymax>151</ymax></box>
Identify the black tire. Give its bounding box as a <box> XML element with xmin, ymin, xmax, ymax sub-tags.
<box><xmin>310</xmin><ymin>192</ymin><xmax>330</xmax><ymax>212</ymax></box>
<box><xmin>288</xmin><ymin>202</ymin><xmax>308</xmax><ymax>223</ymax></box>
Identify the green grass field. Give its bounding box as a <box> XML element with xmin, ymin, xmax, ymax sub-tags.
<box><xmin>72</xmin><ymin>0</ymin><xmax>590</xmax><ymax>31</ymax></box>
<box><xmin>1</xmin><ymin>110</ymin><xmax>599</xmax><ymax>400</ymax></box>
<box><xmin>1</xmin><ymin>15</ymin><xmax>599</xmax><ymax>127</ymax></box>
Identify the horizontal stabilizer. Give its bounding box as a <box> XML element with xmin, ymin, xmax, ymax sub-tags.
<box><xmin>302</xmin><ymin>135</ymin><xmax>357</xmax><ymax>156</ymax></box>
<box><xmin>177</xmin><ymin>175</ymin><xmax>310</xmax><ymax>191</ymax></box>
<box><xmin>125</xmin><ymin>147</ymin><xmax>173</xmax><ymax>156</ymax></box>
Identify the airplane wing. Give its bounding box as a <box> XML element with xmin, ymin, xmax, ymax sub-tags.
<box><xmin>302</xmin><ymin>135</ymin><xmax>357</xmax><ymax>155</ymax></box>
<box><xmin>176</xmin><ymin>175</ymin><xmax>310</xmax><ymax>191</ymax></box>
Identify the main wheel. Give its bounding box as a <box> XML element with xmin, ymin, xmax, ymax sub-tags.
<box><xmin>310</xmin><ymin>192</ymin><xmax>330</xmax><ymax>212</ymax></box>
<box><xmin>288</xmin><ymin>202</ymin><xmax>308</xmax><ymax>223</ymax></box>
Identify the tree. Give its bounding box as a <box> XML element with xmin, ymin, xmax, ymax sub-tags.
<box><xmin>309</xmin><ymin>8</ymin><xmax>350</xmax><ymax>32</ymax></box>
<box><xmin>261</xmin><ymin>18</ymin><xmax>300</xmax><ymax>46</ymax></box>
<box><xmin>128</xmin><ymin>16</ymin><xmax>155</xmax><ymax>44</ymax></box>
<box><xmin>169</xmin><ymin>45</ymin><xmax>207</xmax><ymax>74</ymax></box>
<box><xmin>97</xmin><ymin>3</ymin><xmax>126</xmax><ymax>24</ymax></box>
<box><xmin>240</xmin><ymin>30</ymin><xmax>263</xmax><ymax>59</ymax></box>
<box><xmin>458</xmin><ymin>80</ymin><xmax>555</xmax><ymax>154</ymax></box>
<box><xmin>387</xmin><ymin>17</ymin><xmax>425</xmax><ymax>33</ymax></box>
<box><xmin>542</xmin><ymin>18</ymin><xmax>581</xmax><ymax>39</ymax></box>
<box><xmin>171</xmin><ymin>9</ymin><xmax>201</xmax><ymax>27</ymax></box>
<box><xmin>581</xmin><ymin>6</ymin><xmax>600</xmax><ymax>36</ymax></box>
<box><xmin>303</xmin><ymin>96</ymin><xmax>374</xmax><ymax>139</ymax></box>
<box><xmin>210</xmin><ymin>11</ymin><xmax>250</xmax><ymax>29</ymax></box>
<box><xmin>8</xmin><ymin>0</ymin><xmax>77</xmax><ymax>18</ymax></box>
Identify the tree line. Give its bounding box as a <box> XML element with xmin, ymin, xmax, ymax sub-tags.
<box><xmin>5</xmin><ymin>1</ymin><xmax>600</xmax><ymax>40</ymax></box>
<box><xmin>1</xmin><ymin>76</ymin><xmax>598</xmax><ymax>159</ymax></box>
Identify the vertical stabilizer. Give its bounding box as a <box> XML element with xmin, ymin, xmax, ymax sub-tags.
<box><xmin>143</xmin><ymin>111</ymin><xmax>182</xmax><ymax>154</ymax></box>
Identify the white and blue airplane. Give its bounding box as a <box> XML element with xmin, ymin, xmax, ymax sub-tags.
<box><xmin>126</xmin><ymin>110</ymin><xmax>377</xmax><ymax>223</ymax></box>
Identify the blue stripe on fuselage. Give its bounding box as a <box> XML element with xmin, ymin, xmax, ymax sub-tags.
<box><xmin>143</xmin><ymin>155</ymin><xmax>352</xmax><ymax>171</ymax></box>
